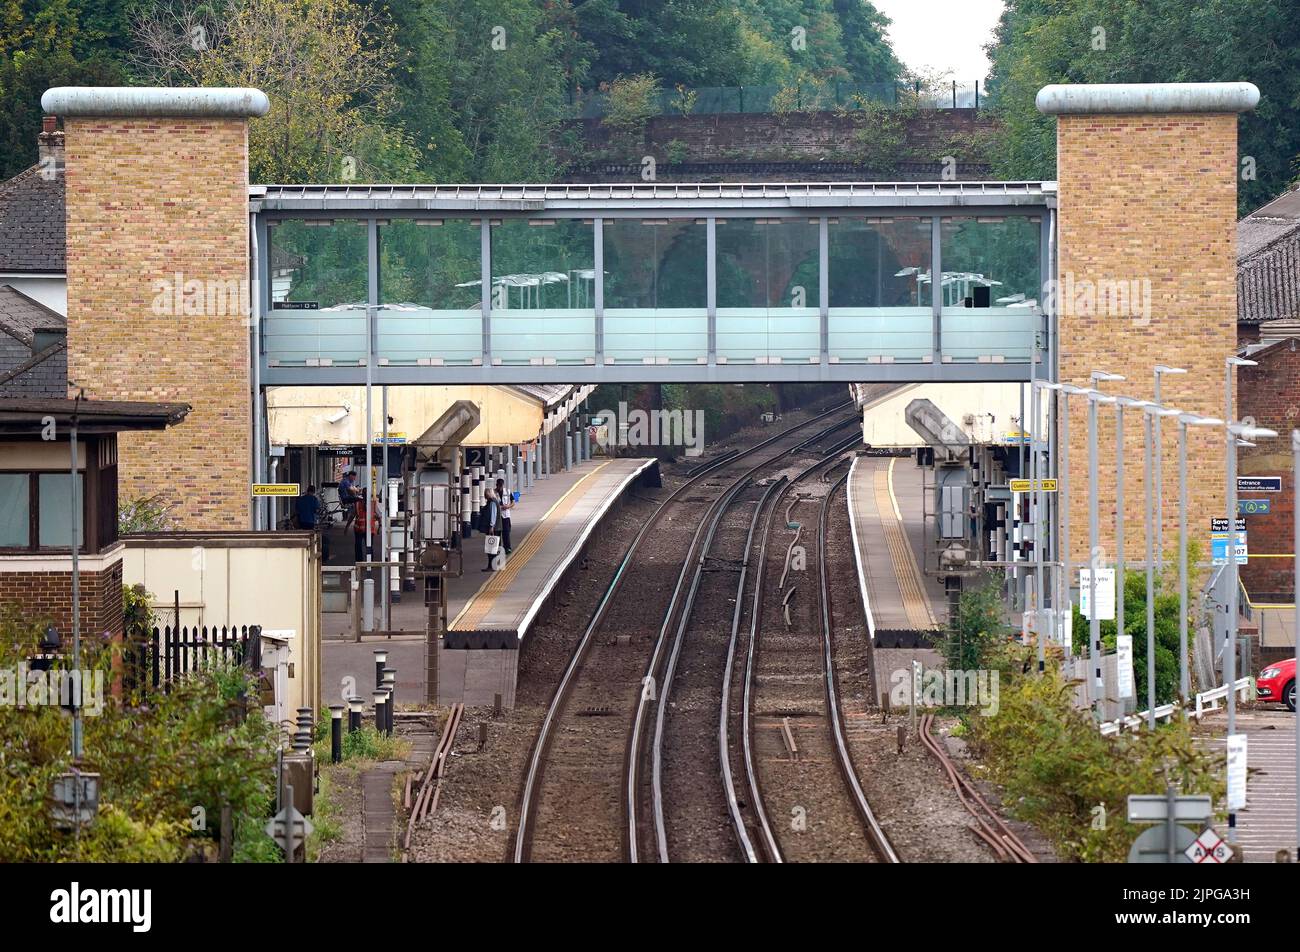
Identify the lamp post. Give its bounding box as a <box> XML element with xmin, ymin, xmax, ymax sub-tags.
<box><xmin>1085</xmin><ymin>388</ymin><xmax>1116</xmax><ymax>710</ymax></box>
<box><xmin>1143</xmin><ymin>403</ymin><xmax>1182</xmax><ymax>729</ymax></box>
<box><xmin>1153</xmin><ymin>366</ymin><xmax>1188</xmax><ymax>566</ymax></box>
<box><xmin>1032</xmin><ymin>379</ymin><xmax>1061</xmax><ymax>665</ymax></box>
<box><xmin>1176</xmin><ymin>413</ymin><xmax>1222</xmax><ymax>704</ymax></box>
<box><xmin>1225</xmin><ymin>419</ymin><xmax>1277</xmax><ymax>844</ymax></box>
<box><xmin>1113</xmin><ymin>396</ymin><xmax>1151</xmax><ymax>652</ymax></box>
<box><xmin>1060</xmin><ymin>384</ymin><xmax>1088</xmax><ymax>658</ymax></box>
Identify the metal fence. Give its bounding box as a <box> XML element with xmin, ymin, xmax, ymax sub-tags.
<box><xmin>123</xmin><ymin>624</ymin><xmax>262</xmax><ymax>694</ymax></box>
<box><xmin>570</xmin><ymin>80</ymin><xmax>982</xmax><ymax>118</ymax></box>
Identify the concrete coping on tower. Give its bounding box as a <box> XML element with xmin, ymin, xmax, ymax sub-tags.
<box><xmin>1035</xmin><ymin>82</ymin><xmax>1259</xmax><ymax>115</ymax></box>
<box><xmin>41</xmin><ymin>86</ymin><xmax>270</xmax><ymax>118</ymax></box>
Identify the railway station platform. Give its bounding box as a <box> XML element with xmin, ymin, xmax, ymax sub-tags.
<box><xmin>322</xmin><ymin>456</ymin><xmax>658</xmax><ymax>709</ymax></box>
<box><xmin>847</xmin><ymin>453</ymin><xmax>947</xmax><ymax>639</ymax></box>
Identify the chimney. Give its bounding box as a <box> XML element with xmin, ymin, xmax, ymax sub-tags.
<box><xmin>37</xmin><ymin>115</ymin><xmax>64</xmax><ymax>167</ymax></box>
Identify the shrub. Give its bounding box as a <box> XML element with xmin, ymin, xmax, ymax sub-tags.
<box><xmin>969</xmin><ymin>665</ymin><xmax>1223</xmax><ymax>862</ymax></box>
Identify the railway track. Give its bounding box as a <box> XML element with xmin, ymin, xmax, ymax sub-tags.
<box><xmin>638</xmin><ymin>429</ymin><xmax>861</xmax><ymax>862</ymax></box>
<box><xmin>720</xmin><ymin>447</ymin><xmax>899</xmax><ymax>863</ymax></box>
<box><xmin>919</xmin><ymin>713</ymin><xmax>1037</xmax><ymax>863</ymax></box>
<box><xmin>511</xmin><ymin>401</ymin><xmax>856</xmax><ymax>863</ymax></box>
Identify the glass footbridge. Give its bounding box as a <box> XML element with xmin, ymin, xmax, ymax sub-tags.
<box><xmin>251</xmin><ymin>182</ymin><xmax>1052</xmax><ymax>385</ymax></box>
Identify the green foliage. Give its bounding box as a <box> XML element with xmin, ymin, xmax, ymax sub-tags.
<box><xmin>601</xmin><ymin>73</ymin><xmax>662</xmax><ymax>149</ymax></box>
<box><xmin>1070</xmin><ymin>544</ymin><xmax>1200</xmax><ymax>707</ymax></box>
<box><xmin>969</xmin><ymin>665</ymin><xmax>1224</xmax><ymax>862</ymax></box>
<box><xmin>939</xmin><ymin>571</ymin><xmax>1012</xmax><ymax>673</ymax></box>
<box><xmin>986</xmin><ymin>0</ymin><xmax>1300</xmax><ymax>214</ymax></box>
<box><xmin>0</xmin><ymin>610</ymin><xmax>281</xmax><ymax>862</ymax></box>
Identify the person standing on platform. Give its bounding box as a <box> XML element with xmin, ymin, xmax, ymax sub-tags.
<box><xmin>482</xmin><ymin>488</ymin><xmax>503</xmax><ymax>571</ymax></box>
<box><xmin>495</xmin><ymin>478</ymin><xmax>514</xmax><ymax>555</ymax></box>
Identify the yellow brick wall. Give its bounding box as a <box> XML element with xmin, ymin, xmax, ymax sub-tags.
<box><xmin>63</xmin><ymin>117</ymin><xmax>251</xmax><ymax>529</ymax></box>
<box><xmin>1056</xmin><ymin>113</ymin><xmax>1238</xmax><ymax>566</ymax></box>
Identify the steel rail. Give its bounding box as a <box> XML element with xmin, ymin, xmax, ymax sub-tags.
<box><xmin>632</xmin><ymin>426</ymin><xmax>861</xmax><ymax>862</ymax></box>
<box><xmin>818</xmin><ymin>472</ymin><xmax>901</xmax><ymax>863</ymax></box>
<box><xmin>512</xmin><ymin>400</ymin><xmax>853</xmax><ymax>862</ymax></box>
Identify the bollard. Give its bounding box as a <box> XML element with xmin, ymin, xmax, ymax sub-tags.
<box><xmin>382</xmin><ymin>668</ymin><xmax>396</xmax><ymax>735</ymax></box>
<box><xmin>478</xmin><ymin>722</ymin><xmax>488</xmax><ymax>752</ymax></box>
<box><xmin>896</xmin><ymin>725</ymin><xmax>906</xmax><ymax>755</ymax></box>
<box><xmin>373</xmin><ymin>649</ymin><xmax>388</xmax><ymax>690</ymax></box>
<box><xmin>362</xmin><ymin>577</ymin><xmax>375</xmax><ymax>634</ymax></box>
<box><xmin>347</xmin><ymin>695</ymin><xmax>363</xmax><ymax>733</ymax></box>
<box><xmin>372</xmin><ymin>689</ymin><xmax>386</xmax><ymax>733</ymax></box>
<box><xmin>329</xmin><ymin>705</ymin><xmax>344</xmax><ymax>763</ymax></box>
<box><xmin>493</xmin><ymin>693</ymin><xmax>502</xmax><ymax>718</ymax></box>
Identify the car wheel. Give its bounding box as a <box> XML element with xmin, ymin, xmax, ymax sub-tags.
<box><xmin>1287</xmin><ymin>680</ymin><xmax>1296</xmax><ymax>713</ymax></box>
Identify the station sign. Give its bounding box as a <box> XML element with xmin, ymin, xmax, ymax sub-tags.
<box><xmin>1210</xmin><ymin>520</ymin><xmax>1247</xmax><ymax>565</ymax></box>
<box><xmin>376</xmin><ymin>433</ymin><xmax>407</xmax><ymax>444</ymax></box>
<box><xmin>1237</xmin><ymin>476</ymin><xmax>1281</xmax><ymax>493</ymax></box>
<box><xmin>1238</xmin><ymin>498</ymin><xmax>1271</xmax><ymax>516</ymax></box>
<box><xmin>1009</xmin><ymin>478</ymin><xmax>1057</xmax><ymax>493</ymax></box>
<box><xmin>1078</xmin><ymin>567</ymin><xmax>1116</xmax><ymax>620</ymax></box>
<box><xmin>251</xmin><ymin>483</ymin><xmax>300</xmax><ymax>497</ymax></box>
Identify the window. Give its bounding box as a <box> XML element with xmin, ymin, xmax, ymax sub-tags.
<box><xmin>38</xmin><ymin>474</ymin><xmax>82</xmax><ymax>548</ymax></box>
<box><xmin>0</xmin><ymin>474</ymin><xmax>29</xmax><ymax>546</ymax></box>
<box><xmin>0</xmin><ymin>471</ymin><xmax>83</xmax><ymax>551</ymax></box>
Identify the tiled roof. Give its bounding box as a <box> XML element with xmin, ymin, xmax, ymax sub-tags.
<box><xmin>0</xmin><ymin>163</ymin><xmax>65</xmax><ymax>274</ymax></box>
<box><xmin>0</xmin><ymin>284</ymin><xmax>65</xmax><ymax>346</ymax></box>
<box><xmin>1238</xmin><ymin>187</ymin><xmax>1300</xmax><ymax>325</ymax></box>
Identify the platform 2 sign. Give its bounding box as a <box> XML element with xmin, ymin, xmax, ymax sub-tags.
<box><xmin>252</xmin><ymin>483</ymin><xmax>300</xmax><ymax>497</ymax></box>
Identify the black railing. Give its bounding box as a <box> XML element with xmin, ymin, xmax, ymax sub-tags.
<box><xmin>123</xmin><ymin>624</ymin><xmax>262</xmax><ymax>694</ymax></box>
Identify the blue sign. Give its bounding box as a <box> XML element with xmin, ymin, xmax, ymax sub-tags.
<box><xmin>1211</xmin><ymin>530</ymin><xmax>1248</xmax><ymax>566</ymax></box>
<box><xmin>1238</xmin><ymin>498</ymin><xmax>1271</xmax><ymax>516</ymax></box>
<box><xmin>1237</xmin><ymin>476</ymin><xmax>1282</xmax><ymax>493</ymax></box>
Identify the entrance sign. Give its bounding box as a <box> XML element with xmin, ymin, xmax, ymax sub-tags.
<box><xmin>1236</xmin><ymin>476</ymin><xmax>1281</xmax><ymax>493</ymax></box>
<box><xmin>252</xmin><ymin>483</ymin><xmax>299</xmax><ymax>497</ymax></box>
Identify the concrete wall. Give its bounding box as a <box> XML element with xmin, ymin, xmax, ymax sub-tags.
<box><xmin>267</xmin><ymin>385</ymin><xmax>545</xmax><ymax>447</ymax></box>
<box><xmin>63</xmin><ymin>115</ymin><xmax>252</xmax><ymax>529</ymax></box>
<box><xmin>122</xmin><ymin>532</ymin><xmax>321</xmax><ymax>717</ymax></box>
<box><xmin>860</xmin><ymin>383</ymin><xmax>1024</xmax><ymax>447</ymax></box>
<box><xmin>1055</xmin><ymin>110</ymin><xmax>1240</xmax><ymax>565</ymax></box>
<box><xmin>559</xmin><ymin>109</ymin><xmax>996</xmax><ymax>181</ymax></box>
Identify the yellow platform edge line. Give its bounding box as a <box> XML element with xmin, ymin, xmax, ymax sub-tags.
<box><xmin>447</xmin><ymin>460</ymin><xmax>613</xmax><ymax>632</ymax></box>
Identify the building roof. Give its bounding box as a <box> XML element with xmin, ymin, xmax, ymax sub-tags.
<box><xmin>0</xmin><ymin>398</ymin><xmax>190</xmax><ymax>436</ymax></box>
<box><xmin>1238</xmin><ymin>187</ymin><xmax>1300</xmax><ymax>325</ymax></box>
<box><xmin>0</xmin><ymin>164</ymin><xmax>65</xmax><ymax>274</ymax></box>
<box><xmin>0</xmin><ymin>284</ymin><xmax>65</xmax><ymax>346</ymax></box>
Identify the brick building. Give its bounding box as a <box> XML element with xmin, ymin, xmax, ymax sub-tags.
<box><xmin>0</xmin><ymin>397</ymin><xmax>189</xmax><ymax>640</ymax></box>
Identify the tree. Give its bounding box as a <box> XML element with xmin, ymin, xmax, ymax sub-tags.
<box><xmin>985</xmin><ymin>0</ymin><xmax>1300</xmax><ymax>214</ymax></box>
<box><xmin>131</xmin><ymin>0</ymin><xmax>423</xmax><ymax>183</ymax></box>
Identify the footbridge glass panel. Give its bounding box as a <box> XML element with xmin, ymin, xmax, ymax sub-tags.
<box><xmin>489</xmin><ymin>219</ymin><xmax>595</xmax><ymax>366</ymax></box>
<box><xmin>603</xmin><ymin>219</ymin><xmax>708</xmax><ymax>364</ymax></box>
<box><xmin>254</xmin><ymin>184</ymin><xmax>1051</xmax><ymax>383</ymax></box>
<box><xmin>828</xmin><ymin>217</ymin><xmax>932</xmax><ymax>362</ymax></box>
<box><xmin>264</xmin><ymin>219</ymin><xmax>368</xmax><ymax>365</ymax></box>
<box><xmin>939</xmin><ymin>216</ymin><xmax>1041</xmax><ymax>363</ymax></box>
<box><xmin>715</xmin><ymin>218</ymin><xmax>820</xmax><ymax>363</ymax></box>
<box><xmin>379</xmin><ymin>219</ymin><xmax>482</xmax><ymax>365</ymax></box>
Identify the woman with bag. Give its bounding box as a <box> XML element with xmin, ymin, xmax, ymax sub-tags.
<box><xmin>482</xmin><ymin>488</ymin><xmax>504</xmax><ymax>571</ymax></box>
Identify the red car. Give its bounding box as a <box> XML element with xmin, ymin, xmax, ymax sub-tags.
<box><xmin>1257</xmin><ymin>659</ymin><xmax>1296</xmax><ymax>711</ymax></box>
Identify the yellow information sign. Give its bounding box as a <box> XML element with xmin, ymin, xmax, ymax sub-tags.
<box><xmin>252</xmin><ymin>483</ymin><xmax>300</xmax><ymax>497</ymax></box>
<box><xmin>1009</xmin><ymin>478</ymin><xmax>1058</xmax><ymax>493</ymax></box>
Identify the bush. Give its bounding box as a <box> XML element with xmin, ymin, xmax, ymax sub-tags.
<box><xmin>938</xmin><ymin>572</ymin><xmax>1012</xmax><ymax>673</ymax></box>
<box><xmin>601</xmin><ymin>73</ymin><xmax>661</xmax><ymax>150</ymax></box>
<box><xmin>0</xmin><ymin>609</ymin><xmax>282</xmax><ymax>862</ymax></box>
<box><xmin>969</xmin><ymin>665</ymin><xmax>1224</xmax><ymax>862</ymax></box>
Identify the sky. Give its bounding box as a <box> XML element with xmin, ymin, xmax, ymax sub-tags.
<box><xmin>872</xmin><ymin>0</ymin><xmax>1006</xmax><ymax>83</ymax></box>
